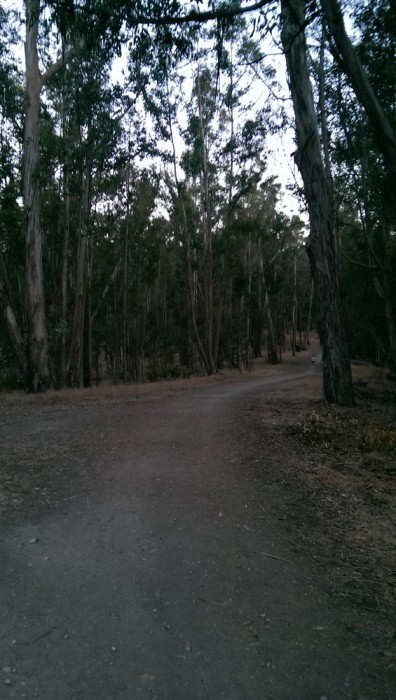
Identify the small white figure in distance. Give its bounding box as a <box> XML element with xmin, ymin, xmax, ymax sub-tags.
<box><xmin>311</xmin><ymin>356</ymin><xmax>316</xmax><ymax>364</ymax></box>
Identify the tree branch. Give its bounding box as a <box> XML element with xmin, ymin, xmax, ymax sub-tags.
<box><xmin>341</xmin><ymin>251</ymin><xmax>377</xmax><ymax>269</ymax></box>
<box><xmin>129</xmin><ymin>0</ymin><xmax>275</xmax><ymax>26</ymax></box>
<box><xmin>41</xmin><ymin>38</ymin><xmax>84</xmax><ymax>85</ymax></box>
<box><xmin>321</xmin><ymin>0</ymin><xmax>396</xmax><ymax>179</ymax></box>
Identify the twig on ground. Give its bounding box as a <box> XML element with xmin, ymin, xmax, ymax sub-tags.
<box><xmin>200</xmin><ymin>670</ymin><xmax>209</xmax><ymax>698</ymax></box>
<box><xmin>278</xmin><ymin>533</ymin><xmax>302</xmax><ymax>549</ymax></box>
<box><xmin>260</xmin><ymin>551</ymin><xmax>293</xmax><ymax>564</ymax></box>
<box><xmin>15</xmin><ymin>627</ymin><xmax>55</xmax><ymax>645</ymax></box>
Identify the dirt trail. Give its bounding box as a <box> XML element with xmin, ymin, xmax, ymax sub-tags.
<box><xmin>0</xmin><ymin>356</ymin><xmax>393</xmax><ymax>699</ymax></box>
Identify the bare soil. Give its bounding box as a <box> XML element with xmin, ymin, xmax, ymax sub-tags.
<box><xmin>0</xmin><ymin>345</ymin><xmax>395</xmax><ymax>699</ymax></box>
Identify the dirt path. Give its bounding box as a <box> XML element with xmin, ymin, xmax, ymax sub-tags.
<box><xmin>0</xmin><ymin>357</ymin><xmax>393</xmax><ymax>699</ymax></box>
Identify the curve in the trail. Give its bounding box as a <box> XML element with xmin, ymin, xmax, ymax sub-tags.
<box><xmin>0</xmin><ymin>356</ymin><xmax>371</xmax><ymax>700</ymax></box>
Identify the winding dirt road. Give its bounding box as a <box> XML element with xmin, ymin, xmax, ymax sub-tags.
<box><xmin>0</xmin><ymin>361</ymin><xmax>381</xmax><ymax>699</ymax></box>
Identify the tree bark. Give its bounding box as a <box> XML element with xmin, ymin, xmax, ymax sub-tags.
<box><xmin>24</xmin><ymin>0</ymin><xmax>50</xmax><ymax>391</ymax></box>
<box><xmin>281</xmin><ymin>0</ymin><xmax>354</xmax><ymax>405</ymax></box>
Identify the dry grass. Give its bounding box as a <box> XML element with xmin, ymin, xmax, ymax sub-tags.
<box><xmin>287</xmin><ymin>364</ymin><xmax>396</xmax><ymax>617</ymax></box>
<box><xmin>238</xmin><ymin>357</ymin><xmax>395</xmax><ymax>672</ymax></box>
<box><xmin>0</xmin><ymin>339</ymin><xmax>322</xmax><ymax>412</ymax></box>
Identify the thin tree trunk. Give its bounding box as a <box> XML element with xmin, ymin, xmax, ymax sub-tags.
<box><xmin>60</xmin><ymin>49</ymin><xmax>70</xmax><ymax>388</ymax></box>
<box><xmin>186</xmin><ymin>230</ymin><xmax>211</xmax><ymax>373</ymax></box>
<box><xmin>91</xmin><ymin>259</ymin><xmax>122</xmax><ymax>325</ymax></box>
<box><xmin>113</xmin><ymin>283</ymin><xmax>120</xmax><ymax>382</ymax></box>
<box><xmin>245</xmin><ymin>237</ymin><xmax>252</xmax><ymax>369</ymax></box>
<box><xmin>305</xmin><ymin>277</ymin><xmax>314</xmax><ymax>347</ymax></box>
<box><xmin>213</xmin><ymin>254</ymin><xmax>225</xmax><ymax>368</ymax></box>
<box><xmin>0</xmin><ymin>253</ymin><xmax>27</xmax><ymax>373</ymax></box>
<box><xmin>84</xmin><ymin>231</ymin><xmax>93</xmax><ymax>387</ymax></box>
<box><xmin>60</xmin><ymin>164</ymin><xmax>70</xmax><ymax>387</ymax></box>
<box><xmin>291</xmin><ymin>253</ymin><xmax>297</xmax><ymax>356</ymax></box>
<box><xmin>281</xmin><ymin>0</ymin><xmax>354</xmax><ymax>405</ymax></box>
<box><xmin>67</xmin><ymin>166</ymin><xmax>91</xmax><ymax>386</ymax></box>
<box><xmin>259</xmin><ymin>250</ymin><xmax>279</xmax><ymax>364</ymax></box>
<box><xmin>197</xmin><ymin>71</ymin><xmax>216</xmax><ymax>374</ymax></box>
<box><xmin>165</xmin><ymin>93</ymin><xmax>210</xmax><ymax>374</ymax></box>
<box><xmin>123</xmin><ymin>163</ymin><xmax>131</xmax><ymax>383</ymax></box>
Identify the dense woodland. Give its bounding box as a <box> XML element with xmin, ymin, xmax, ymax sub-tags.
<box><xmin>0</xmin><ymin>0</ymin><xmax>395</xmax><ymax>405</ymax></box>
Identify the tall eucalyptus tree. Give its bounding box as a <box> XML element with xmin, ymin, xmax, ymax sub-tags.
<box><xmin>280</xmin><ymin>0</ymin><xmax>355</xmax><ymax>405</ymax></box>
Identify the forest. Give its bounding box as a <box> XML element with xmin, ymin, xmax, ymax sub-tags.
<box><xmin>0</xmin><ymin>0</ymin><xmax>395</xmax><ymax>405</ymax></box>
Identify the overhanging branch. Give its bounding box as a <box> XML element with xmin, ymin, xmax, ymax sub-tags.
<box><xmin>41</xmin><ymin>37</ymin><xmax>85</xmax><ymax>85</ymax></box>
<box><xmin>128</xmin><ymin>0</ymin><xmax>275</xmax><ymax>26</ymax></box>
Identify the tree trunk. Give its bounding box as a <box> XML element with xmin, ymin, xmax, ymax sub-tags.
<box><xmin>259</xmin><ymin>250</ymin><xmax>279</xmax><ymax>364</ymax></box>
<box><xmin>23</xmin><ymin>2</ymin><xmax>82</xmax><ymax>390</ymax></box>
<box><xmin>291</xmin><ymin>252</ymin><xmax>297</xmax><ymax>356</ymax></box>
<box><xmin>123</xmin><ymin>165</ymin><xmax>131</xmax><ymax>383</ymax></box>
<box><xmin>165</xmin><ymin>101</ymin><xmax>210</xmax><ymax>374</ymax></box>
<box><xmin>67</xmin><ymin>167</ymin><xmax>91</xmax><ymax>386</ymax></box>
<box><xmin>91</xmin><ymin>259</ymin><xmax>122</xmax><ymax>325</ymax></box>
<box><xmin>281</xmin><ymin>0</ymin><xmax>354</xmax><ymax>405</ymax></box>
<box><xmin>197</xmin><ymin>71</ymin><xmax>216</xmax><ymax>374</ymax></box>
<box><xmin>0</xmin><ymin>253</ymin><xmax>27</xmax><ymax>374</ymax></box>
<box><xmin>24</xmin><ymin>0</ymin><xmax>50</xmax><ymax>391</ymax></box>
<box><xmin>84</xmin><ymin>231</ymin><xmax>93</xmax><ymax>387</ymax></box>
<box><xmin>60</xmin><ymin>50</ymin><xmax>70</xmax><ymax>388</ymax></box>
<box><xmin>213</xmin><ymin>254</ymin><xmax>225</xmax><ymax>368</ymax></box>
<box><xmin>305</xmin><ymin>277</ymin><xmax>314</xmax><ymax>347</ymax></box>
<box><xmin>186</xmin><ymin>228</ymin><xmax>211</xmax><ymax>374</ymax></box>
